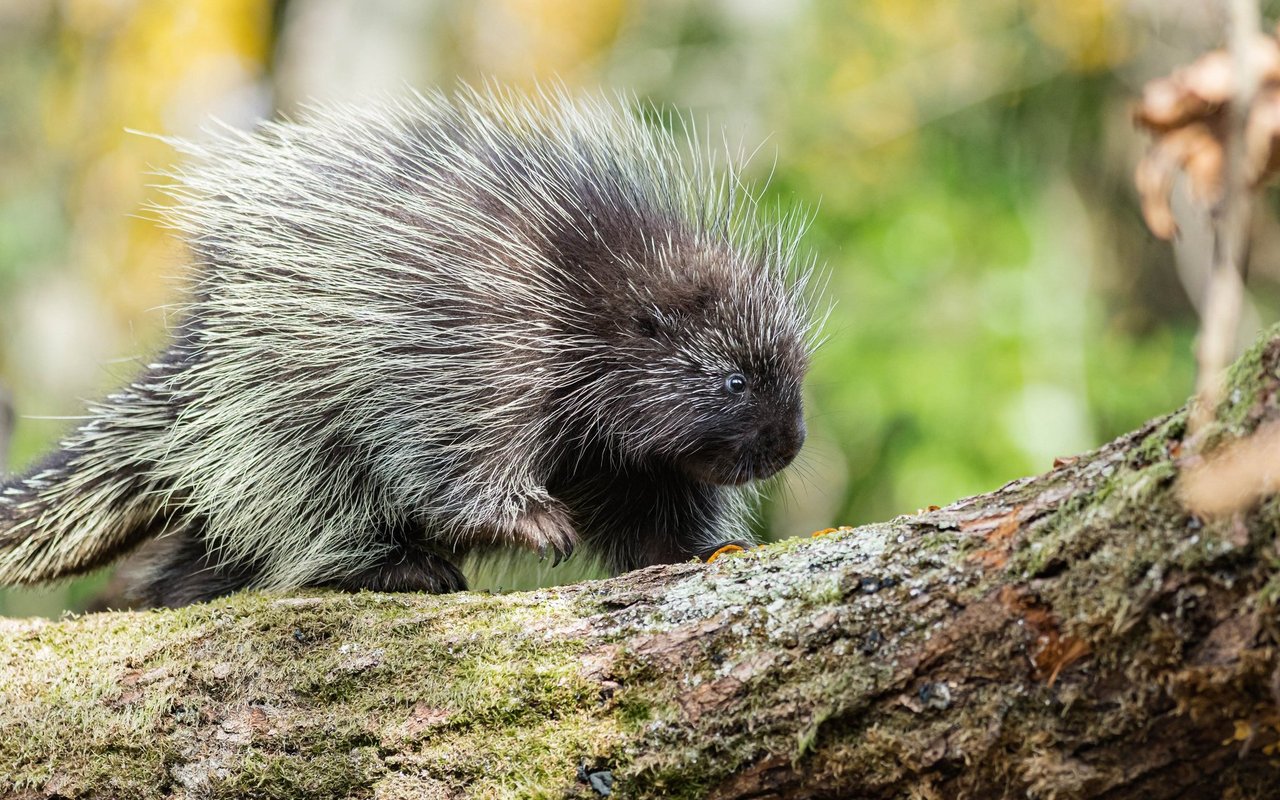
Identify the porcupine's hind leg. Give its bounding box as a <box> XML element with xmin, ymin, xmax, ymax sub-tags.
<box><xmin>324</xmin><ymin>549</ymin><xmax>467</xmax><ymax>594</ymax></box>
<box><xmin>130</xmin><ymin>518</ymin><xmax>467</xmax><ymax>607</ymax></box>
<box><xmin>321</xmin><ymin>520</ymin><xmax>467</xmax><ymax>594</ymax></box>
<box><xmin>127</xmin><ymin>520</ymin><xmax>259</xmax><ymax>607</ymax></box>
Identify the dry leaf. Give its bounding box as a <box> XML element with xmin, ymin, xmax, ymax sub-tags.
<box><xmin>1178</xmin><ymin>417</ymin><xmax>1280</xmax><ymax>516</ymax></box>
<box><xmin>1134</xmin><ymin>29</ymin><xmax>1280</xmax><ymax>238</ymax></box>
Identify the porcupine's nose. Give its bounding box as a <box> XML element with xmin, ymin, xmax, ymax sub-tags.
<box><xmin>757</xmin><ymin>412</ymin><xmax>806</xmax><ymax>475</ymax></box>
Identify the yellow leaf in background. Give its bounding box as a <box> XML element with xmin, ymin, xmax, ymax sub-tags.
<box><xmin>1028</xmin><ymin>0</ymin><xmax>1130</xmax><ymax>71</ymax></box>
<box><xmin>45</xmin><ymin>0</ymin><xmax>272</xmax><ymax>331</ymax></box>
<box><xmin>465</xmin><ymin>0</ymin><xmax>625</xmax><ymax>83</ymax></box>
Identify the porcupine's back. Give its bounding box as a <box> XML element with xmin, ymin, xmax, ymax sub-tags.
<box><xmin>0</xmin><ymin>85</ymin><xmax>810</xmax><ymax>593</ymax></box>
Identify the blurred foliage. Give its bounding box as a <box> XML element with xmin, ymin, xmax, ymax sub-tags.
<box><xmin>0</xmin><ymin>0</ymin><xmax>1273</xmax><ymax>614</ymax></box>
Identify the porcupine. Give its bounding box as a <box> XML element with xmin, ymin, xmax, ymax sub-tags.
<box><xmin>0</xmin><ymin>85</ymin><xmax>817</xmax><ymax>607</ymax></box>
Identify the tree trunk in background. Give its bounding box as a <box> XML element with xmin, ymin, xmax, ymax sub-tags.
<box><xmin>2</xmin><ymin>334</ymin><xmax>1280</xmax><ymax>800</ymax></box>
<box><xmin>0</xmin><ymin>387</ymin><xmax>11</xmax><ymax>474</ymax></box>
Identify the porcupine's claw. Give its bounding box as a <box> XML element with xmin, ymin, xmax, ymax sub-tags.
<box><xmin>536</xmin><ymin>542</ymin><xmax>575</xmax><ymax>565</ymax></box>
<box><xmin>535</xmin><ymin>536</ymin><xmax>575</xmax><ymax>566</ymax></box>
<box><xmin>516</xmin><ymin>497</ymin><xmax>578</xmax><ymax>567</ymax></box>
<box><xmin>553</xmin><ymin>537</ymin><xmax>574</xmax><ymax>567</ymax></box>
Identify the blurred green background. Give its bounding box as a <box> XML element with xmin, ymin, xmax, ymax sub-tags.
<box><xmin>1</xmin><ymin>0</ymin><xmax>1275</xmax><ymax>615</ymax></box>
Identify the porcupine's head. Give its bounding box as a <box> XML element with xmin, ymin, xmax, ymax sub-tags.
<box><xmin>552</xmin><ymin>134</ymin><xmax>819</xmax><ymax>489</ymax></box>
<box><xmin>617</xmin><ymin>243</ymin><xmax>814</xmax><ymax>487</ymax></box>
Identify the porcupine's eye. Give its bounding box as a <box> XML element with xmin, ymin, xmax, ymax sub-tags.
<box><xmin>723</xmin><ymin>372</ymin><xmax>747</xmax><ymax>396</ymax></box>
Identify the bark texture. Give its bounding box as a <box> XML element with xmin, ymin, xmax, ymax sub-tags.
<box><xmin>3</xmin><ymin>335</ymin><xmax>1280</xmax><ymax>799</ymax></box>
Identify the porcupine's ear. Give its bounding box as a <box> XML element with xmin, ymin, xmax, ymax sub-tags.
<box><xmin>632</xmin><ymin>282</ymin><xmax>716</xmax><ymax>339</ymax></box>
<box><xmin>687</xmin><ymin>283</ymin><xmax>716</xmax><ymax>312</ymax></box>
<box><xmin>633</xmin><ymin>313</ymin><xmax>661</xmax><ymax>338</ymax></box>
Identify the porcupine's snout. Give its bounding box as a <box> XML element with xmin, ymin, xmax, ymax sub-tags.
<box><xmin>731</xmin><ymin>405</ymin><xmax>805</xmax><ymax>485</ymax></box>
<box><xmin>684</xmin><ymin>403</ymin><xmax>806</xmax><ymax>487</ymax></box>
<box><xmin>755</xmin><ymin>410</ymin><xmax>806</xmax><ymax>476</ymax></box>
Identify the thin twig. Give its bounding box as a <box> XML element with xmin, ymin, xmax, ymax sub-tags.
<box><xmin>1192</xmin><ymin>0</ymin><xmax>1263</xmax><ymax>432</ymax></box>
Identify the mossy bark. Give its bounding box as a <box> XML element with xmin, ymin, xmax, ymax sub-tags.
<box><xmin>3</xmin><ymin>336</ymin><xmax>1280</xmax><ymax>800</ymax></box>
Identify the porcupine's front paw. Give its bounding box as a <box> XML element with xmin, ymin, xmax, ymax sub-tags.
<box><xmin>513</xmin><ymin>497</ymin><xmax>579</xmax><ymax>566</ymax></box>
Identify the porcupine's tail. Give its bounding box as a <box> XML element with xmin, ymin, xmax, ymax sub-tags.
<box><xmin>0</xmin><ymin>344</ymin><xmax>192</xmax><ymax>586</ymax></box>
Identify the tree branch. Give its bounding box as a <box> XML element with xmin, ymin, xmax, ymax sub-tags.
<box><xmin>3</xmin><ymin>328</ymin><xmax>1280</xmax><ymax>799</ymax></box>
